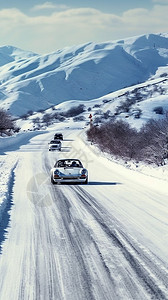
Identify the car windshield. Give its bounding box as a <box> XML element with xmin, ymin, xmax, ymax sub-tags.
<box><xmin>55</xmin><ymin>134</ymin><xmax>62</xmax><ymax>138</ymax></box>
<box><xmin>55</xmin><ymin>160</ymin><xmax>82</xmax><ymax>168</ymax></box>
<box><xmin>50</xmin><ymin>140</ymin><xmax>60</xmax><ymax>144</ymax></box>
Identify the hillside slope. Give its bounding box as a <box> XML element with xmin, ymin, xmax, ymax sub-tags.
<box><xmin>0</xmin><ymin>33</ymin><xmax>168</xmax><ymax>116</ymax></box>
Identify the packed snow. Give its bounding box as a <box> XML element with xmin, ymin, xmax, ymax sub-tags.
<box><xmin>0</xmin><ymin>32</ymin><xmax>168</xmax><ymax>299</ymax></box>
<box><xmin>0</xmin><ymin>121</ymin><xmax>168</xmax><ymax>299</ymax></box>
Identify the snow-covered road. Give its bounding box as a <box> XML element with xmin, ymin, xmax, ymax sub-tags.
<box><xmin>0</xmin><ymin>127</ymin><xmax>168</xmax><ymax>300</ymax></box>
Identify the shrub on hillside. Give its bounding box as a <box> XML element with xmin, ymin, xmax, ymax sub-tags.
<box><xmin>63</xmin><ymin>104</ymin><xmax>85</xmax><ymax>118</ymax></box>
<box><xmin>153</xmin><ymin>106</ymin><xmax>164</xmax><ymax>115</ymax></box>
<box><xmin>27</xmin><ymin>110</ymin><xmax>33</xmax><ymax>116</ymax></box>
<box><xmin>52</xmin><ymin>112</ymin><xmax>66</xmax><ymax>122</ymax></box>
<box><xmin>132</xmin><ymin>108</ymin><xmax>142</xmax><ymax>119</ymax></box>
<box><xmin>139</xmin><ymin>117</ymin><xmax>168</xmax><ymax>165</ymax></box>
<box><xmin>73</xmin><ymin>116</ymin><xmax>86</xmax><ymax>122</ymax></box>
<box><xmin>87</xmin><ymin>120</ymin><xmax>140</xmax><ymax>160</ymax></box>
<box><xmin>42</xmin><ymin>113</ymin><xmax>52</xmax><ymax>126</ymax></box>
<box><xmin>93</xmin><ymin>104</ymin><xmax>101</xmax><ymax>108</ymax></box>
<box><xmin>21</xmin><ymin>113</ymin><xmax>29</xmax><ymax>120</ymax></box>
<box><xmin>160</xmin><ymin>73</ymin><xmax>167</xmax><ymax>78</ymax></box>
<box><xmin>0</xmin><ymin>109</ymin><xmax>17</xmax><ymax>135</ymax></box>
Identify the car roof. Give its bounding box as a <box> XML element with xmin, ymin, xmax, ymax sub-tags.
<box><xmin>57</xmin><ymin>159</ymin><xmax>81</xmax><ymax>162</ymax></box>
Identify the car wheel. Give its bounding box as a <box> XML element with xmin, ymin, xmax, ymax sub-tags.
<box><xmin>84</xmin><ymin>178</ymin><xmax>88</xmax><ymax>184</ymax></box>
<box><xmin>51</xmin><ymin>176</ymin><xmax>55</xmax><ymax>184</ymax></box>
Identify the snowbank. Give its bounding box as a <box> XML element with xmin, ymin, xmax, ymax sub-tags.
<box><xmin>0</xmin><ymin>155</ymin><xmax>17</xmax><ymax>224</ymax></box>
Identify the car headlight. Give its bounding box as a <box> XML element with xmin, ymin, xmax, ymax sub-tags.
<box><xmin>54</xmin><ymin>169</ymin><xmax>60</xmax><ymax>174</ymax></box>
<box><xmin>81</xmin><ymin>169</ymin><xmax>87</xmax><ymax>176</ymax></box>
<box><xmin>54</xmin><ymin>169</ymin><xmax>60</xmax><ymax>178</ymax></box>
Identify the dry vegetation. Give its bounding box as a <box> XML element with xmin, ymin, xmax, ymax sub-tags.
<box><xmin>0</xmin><ymin>109</ymin><xmax>18</xmax><ymax>136</ymax></box>
<box><xmin>87</xmin><ymin>116</ymin><xmax>168</xmax><ymax>166</ymax></box>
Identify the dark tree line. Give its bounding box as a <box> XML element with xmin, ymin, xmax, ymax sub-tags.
<box><xmin>87</xmin><ymin>116</ymin><xmax>168</xmax><ymax>166</ymax></box>
<box><xmin>0</xmin><ymin>109</ymin><xmax>18</xmax><ymax>136</ymax></box>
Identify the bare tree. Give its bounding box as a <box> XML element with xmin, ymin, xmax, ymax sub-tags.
<box><xmin>63</xmin><ymin>104</ymin><xmax>85</xmax><ymax>118</ymax></box>
<box><xmin>42</xmin><ymin>113</ymin><xmax>52</xmax><ymax>126</ymax></box>
<box><xmin>140</xmin><ymin>117</ymin><xmax>168</xmax><ymax>165</ymax></box>
<box><xmin>0</xmin><ymin>109</ymin><xmax>15</xmax><ymax>135</ymax></box>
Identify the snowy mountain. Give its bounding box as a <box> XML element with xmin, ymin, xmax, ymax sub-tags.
<box><xmin>0</xmin><ymin>45</ymin><xmax>37</xmax><ymax>67</ymax></box>
<box><xmin>0</xmin><ymin>33</ymin><xmax>168</xmax><ymax>117</ymax></box>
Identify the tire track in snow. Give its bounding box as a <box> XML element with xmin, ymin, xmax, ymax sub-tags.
<box><xmin>71</xmin><ymin>185</ymin><xmax>168</xmax><ymax>300</ymax></box>
<box><xmin>43</xmin><ymin>139</ymin><xmax>168</xmax><ymax>299</ymax></box>
<box><xmin>29</xmin><ymin>184</ymin><xmax>96</xmax><ymax>299</ymax></box>
<box><xmin>50</xmin><ymin>187</ymin><xmax>97</xmax><ymax>300</ymax></box>
<box><xmin>43</xmin><ymin>152</ymin><xmax>168</xmax><ymax>299</ymax></box>
<box><xmin>51</xmin><ymin>185</ymin><xmax>142</xmax><ymax>299</ymax></box>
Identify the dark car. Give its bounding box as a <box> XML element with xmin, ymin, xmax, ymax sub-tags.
<box><xmin>54</xmin><ymin>133</ymin><xmax>63</xmax><ymax>140</ymax></box>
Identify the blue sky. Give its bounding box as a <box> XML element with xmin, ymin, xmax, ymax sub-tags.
<box><xmin>0</xmin><ymin>0</ymin><xmax>167</xmax><ymax>54</ymax></box>
<box><xmin>1</xmin><ymin>0</ymin><xmax>154</xmax><ymax>14</ymax></box>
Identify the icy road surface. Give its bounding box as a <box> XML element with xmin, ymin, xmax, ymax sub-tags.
<box><xmin>0</xmin><ymin>127</ymin><xmax>168</xmax><ymax>300</ymax></box>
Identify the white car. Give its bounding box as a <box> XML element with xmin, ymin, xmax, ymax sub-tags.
<box><xmin>48</xmin><ymin>140</ymin><xmax>61</xmax><ymax>151</ymax></box>
<box><xmin>51</xmin><ymin>159</ymin><xmax>88</xmax><ymax>184</ymax></box>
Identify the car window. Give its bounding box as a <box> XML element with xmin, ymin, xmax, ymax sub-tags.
<box><xmin>51</xmin><ymin>140</ymin><xmax>60</xmax><ymax>144</ymax></box>
<box><xmin>57</xmin><ymin>161</ymin><xmax>65</xmax><ymax>167</ymax></box>
<box><xmin>55</xmin><ymin>160</ymin><xmax>83</xmax><ymax>168</ymax></box>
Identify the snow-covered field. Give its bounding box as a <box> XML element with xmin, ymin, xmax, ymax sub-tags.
<box><xmin>0</xmin><ymin>121</ymin><xmax>168</xmax><ymax>300</ymax></box>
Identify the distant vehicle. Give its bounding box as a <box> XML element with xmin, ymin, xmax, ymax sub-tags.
<box><xmin>54</xmin><ymin>133</ymin><xmax>63</xmax><ymax>140</ymax></box>
<box><xmin>50</xmin><ymin>159</ymin><xmax>88</xmax><ymax>184</ymax></box>
<box><xmin>48</xmin><ymin>140</ymin><xmax>61</xmax><ymax>151</ymax></box>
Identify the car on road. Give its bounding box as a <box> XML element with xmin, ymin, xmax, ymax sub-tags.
<box><xmin>48</xmin><ymin>140</ymin><xmax>61</xmax><ymax>151</ymax></box>
<box><xmin>54</xmin><ymin>133</ymin><xmax>63</xmax><ymax>140</ymax></box>
<box><xmin>51</xmin><ymin>159</ymin><xmax>88</xmax><ymax>184</ymax></box>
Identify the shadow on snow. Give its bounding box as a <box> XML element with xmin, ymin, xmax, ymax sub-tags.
<box><xmin>0</xmin><ymin>167</ymin><xmax>16</xmax><ymax>254</ymax></box>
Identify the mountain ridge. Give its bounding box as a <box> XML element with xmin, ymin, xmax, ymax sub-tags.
<box><xmin>0</xmin><ymin>33</ymin><xmax>168</xmax><ymax>116</ymax></box>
